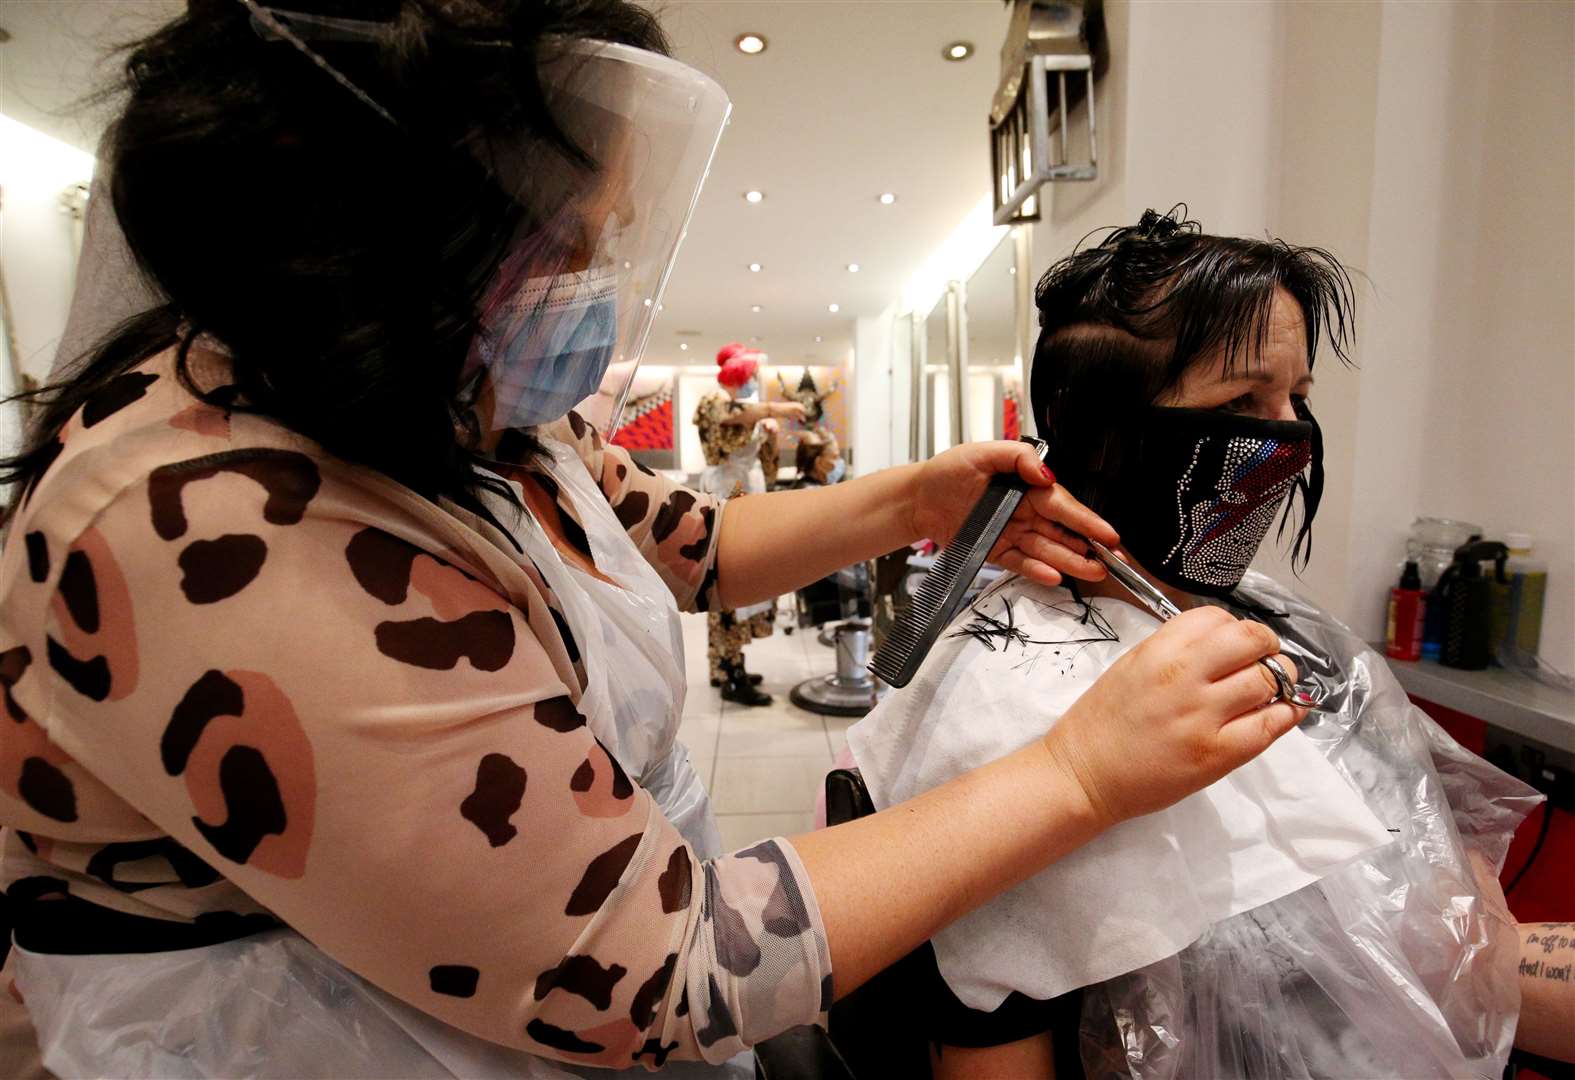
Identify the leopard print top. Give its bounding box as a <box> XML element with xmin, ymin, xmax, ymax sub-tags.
<box><xmin>0</xmin><ymin>342</ymin><xmax>831</xmax><ymax>1069</ymax></box>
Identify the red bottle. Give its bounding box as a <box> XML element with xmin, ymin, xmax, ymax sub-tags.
<box><xmin>1387</xmin><ymin>561</ymin><xmax>1425</xmax><ymax>661</ymax></box>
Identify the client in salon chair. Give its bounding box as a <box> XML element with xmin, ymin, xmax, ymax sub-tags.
<box><xmin>791</xmin><ymin>430</ymin><xmax>845</xmax><ymax>489</ymax></box>
<box><xmin>844</xmin><ymin>209</ymin><xmax>1573</xmax><ymax>1079</ymax></box>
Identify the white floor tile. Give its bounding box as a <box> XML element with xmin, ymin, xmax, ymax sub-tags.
<box><xmin>716</xmin><ymin>812</ymin><xmax>815</xmax><ymax>851</ymax></box>
<box><xmin>711</xmin><ymin>754</ymin><xmax>832</xmax><ymax>814</ymax></box>
<box><xmin>717</xmin><ymin>701</ymin><xmax>832</xmax><ymax>758</ymax></box>
<box><xmin>824</xmin><ymin>715</ymin><xmax>857</xmax><ymax>757</ymax></box>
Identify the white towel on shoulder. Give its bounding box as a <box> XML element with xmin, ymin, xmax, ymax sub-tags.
<box><xmin>848</xmin><ymin>576</ymin><xmax>1392</xmax><ymax>1011</ymax></box>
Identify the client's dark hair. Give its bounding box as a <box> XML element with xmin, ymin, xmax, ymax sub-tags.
<box><xmin>1029</xmin><ymin>205</ymin><xmax>1355</xmax><ymax>566</ymax></box>
<box><xmin>1</xmin><ymin>0</ymin><xmax>667</xmax><ymax>511</ymax></box>
<box><xmin>795</xmin><ymin>431</ymin><xmax>829</xmax><ymax>477</ymax></box>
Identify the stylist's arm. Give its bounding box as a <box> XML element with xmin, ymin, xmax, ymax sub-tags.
<box><xmin>715</xmin><ymin>439</ymin><xmax>1114</xmax><ymax>607</ymax></box>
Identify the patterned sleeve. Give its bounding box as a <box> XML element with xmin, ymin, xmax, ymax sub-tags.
<box><xmin>545</xmin><ymin>412</ymin><xmax>726</xmax><ymax>613</ymax></box>
<box><xmin>26</xmin><ymin>456</ymin><xmax>828</xmax><ymax>1067</ymax></box>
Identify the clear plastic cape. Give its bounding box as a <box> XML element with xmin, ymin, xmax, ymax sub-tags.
<box><xmin>1078</xmin><ymin>570</ymin><xmax>1543</xmax><ymax>1080</ymax></box>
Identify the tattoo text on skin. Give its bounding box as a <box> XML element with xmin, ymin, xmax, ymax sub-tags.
<box><xmin>1520</xmin><ymin>925</ymin><xmax>1575</xmax><ymax>982</ymax></box>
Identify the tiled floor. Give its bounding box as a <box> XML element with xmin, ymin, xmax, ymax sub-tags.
<box><xmin>677</xmin><ymin>607</ymin><xmax>856</xmax><ymax>850</ymax></box>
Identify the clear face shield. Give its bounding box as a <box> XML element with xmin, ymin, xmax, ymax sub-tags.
<box><xmin>239</xmin><ymin>3</ymin><xmax>731</xmax><ymax>436</ymax></box>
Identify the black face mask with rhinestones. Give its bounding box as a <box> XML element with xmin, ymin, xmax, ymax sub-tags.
<box><xmin>1108</xmin><ymin>406</ymin><xmax>1317</xmax><ymax>598</ymax></box>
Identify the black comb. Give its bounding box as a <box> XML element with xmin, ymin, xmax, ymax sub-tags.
<box><xmin>870</xmin><ymin>437</ymin><xmax>1049</xmax><ymax>688</ymax></box>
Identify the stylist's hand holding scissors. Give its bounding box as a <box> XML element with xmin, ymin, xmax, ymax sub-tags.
<box><xmin>1041</xmin><ymin>607</ymin><xmax>1306</xmax><ymax>829</ymax></box>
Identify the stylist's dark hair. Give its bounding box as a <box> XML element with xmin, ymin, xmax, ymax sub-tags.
<box><xmin>0</xmin><ymin>0</ymin><xmax>667</xmax><ymax>511</ymax></box>
<box><xmin>1029</xmin><ymin>205</ymin><xmax>1356</xmax><ymax>569</ymax></box>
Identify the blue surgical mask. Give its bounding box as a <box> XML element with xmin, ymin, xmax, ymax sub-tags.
<box><xmin>824</xmin><ymin>458</ymin><xmax>846</xmax><ymax>484</ymax></box>
<box><xmin>473</xmin><ymin>268</ymin><xmax>620</xmax><ymax>429</ymax></box>
<box><xmin>737</xmin><ymin>378</ymin><xmax>759</xmax><ymax>400</ymax></box>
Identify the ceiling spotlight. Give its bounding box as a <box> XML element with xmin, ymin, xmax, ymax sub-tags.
<box><xmin>751</xmin><ymin>304</ymin><xmax>762</xmax><ymax>313</ymax></box>
<box><xmin>749</xmin><ymin>262</ymin><xmax>762</xmax><ymax>272</ymax></box>
<box><xmin>643</xmin><ymin>298</ymin><xmax>653</xmax><ymax>307</ymax></box>
<box><xmin>1008</xmin><ymin>266</ymin><xmax>1017</xmax><ymax>275</ymax></box>
<box><xmin>814</xmin><ymin>336</ymin><xmax>823</xmax><ymax>343</ymax></box>
<box><xmin>846</xmin><ymin>263</ymin><xmax>860</xmax><ymax>273</ymax></box>
<box><xmin>743</xmin><ymin>190</ymin><xmax>764</xmax><ymax>204</ymax></box>
<box><xmin>828</xmin><ymin>303</ymin><xmax>840</xmax><ymax>313</ymax></box>
<box><xmin>735</xmin><ymin>33</ymin><xmax>766</xmax><ymax>55</ymax></box>
<box><xmin>878</xmin><ymin>192</ymin><xmax>897</xmax><ymax>205</ymax></box>
<box><xmin>943</xmin><ymin>41</ymin><xmax>973</xmax><ymax>61</ymax></box>
<box><xmin>679</xmin><ymin>343</ymin><xmax>689</xmax><ymax>351</ymax></box>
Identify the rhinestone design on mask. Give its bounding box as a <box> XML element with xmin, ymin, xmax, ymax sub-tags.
<box><xmin>1160</xmin><ymin>433</ymin><xmax>1311</xmax><ymax>589</ymax></box>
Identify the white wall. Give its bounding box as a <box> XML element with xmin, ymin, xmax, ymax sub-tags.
<box><xmin>851</xmin><ymin>309</ymin><xmax>897</xmax><ymax>474</ymax></box>
<box><xmin>871</xmin><ymin>0</ymin><xmax>1574</xmax><ymax>670</ymax></box>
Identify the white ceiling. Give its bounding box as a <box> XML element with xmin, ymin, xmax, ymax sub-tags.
<box><xmin>0</xmin><ymin>0</ymin><xmax>1011</xmax><ymax>369</ymax></box>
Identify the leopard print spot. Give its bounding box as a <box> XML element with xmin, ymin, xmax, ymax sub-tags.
<box><xmin>178</xmin><ymin>534</ymin><xmax>268</xmax><ymax>603</ymax></box>
<box><xmin>526</xmin><ymin>1019</ymin><xmax>604</xmax><ymax>1056</ymax></box>
<box><xmin>45</xmin><ymin>636</ymin><xmax>110</xmax><ymax>702</ymax></box>
<box><xmin>191</xmin><ymin>745</ymin><xmax>288</xmax><ymax>866</ymax></box>
<box><xmin>81</xmin><ymin>371</ymin><xmax>158</xmax><ymax>428</ymax></box>
<box><xmin>649</xmin><ymin>490</ymin><xmax>698</xmax><ymax>545</ymax></box>
<box><xmin>429</xmin><ymin>964</ymin><xmax>480</xmax><ymax>998</ymax></box>
<box><xmin>148</xmin><ymin>450</ymin><xmax>321</xmax><ymax>541</ymax></box>
<box><xmin>629</xmin><ymin>952</ymin><xmax>678</xmax><ymax>1029</ymax></box>
<box><xmin>534</xmin><ymin>954</ymin><xmax>627</xmax><ymax>1010</ymax></box>
<box><xmin>657</xmin><ymin>846</ymin><xmax>691</xmax><ymax>913</ymax></box>
<box><xmin>565</xmin><ymin>834</ymin><xmax>642</xmax><ymax>916</ymax></box>
<box><xmin>163</xmin><ymin>670</ymin><xmax>245</xmax><ymax>775</ymax></box>
<box><xmin>534</xmin><ymin>695</ymin><xmax>586</xmax><ymax>733</ymax></box>
<box><xmin>613</xmin><ymin>490</ymin><xmax>650</xmax><ymax>530</ymax></box>
<box><xmin>24</xmin><ymin>532</ymin><xmax>48</xmax><ymax>583</ymax></box>
<box><xmin>57</xmin><ymin>550</ymin><xmax>99</xmax><ymax>634</ymax></box>
<box><xmin>374</xmin><ymin>610</ymin><xmax>514</xmax><ymax>671</ymax></box>
<box><xmin>0</xmin><ymin>646</ymin><xmax>31</xmax><ymax>723</ymax></box>
<box><xmin>460</xmin><ymin>753</ymin><xmax>526</xmax><ymax>848</ymax></box>
<box><xmin>344</xmin><ymin>528</ymin><xmax>422</xmax><ymax>605</ymax></box>
<box><xmin>18</xmin><ymin>757</ymin><xmax>76</xmax><ymax>823</ymax></box>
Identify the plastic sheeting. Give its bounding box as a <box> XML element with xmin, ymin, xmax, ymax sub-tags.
<box><xmin>1079</xmin><ymin>571</ymin><xmax>1542</xmax><ymax>1080</ymax></box>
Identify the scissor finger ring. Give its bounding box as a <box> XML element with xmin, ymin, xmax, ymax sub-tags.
<box><xmin>1258</xmin><ymin>655</ymin><xmax>1296</xmax><ymax>705</ymax></box>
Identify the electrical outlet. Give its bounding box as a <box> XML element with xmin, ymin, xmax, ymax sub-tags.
<box><xmin>1483</xmin><ymin>727</ymin><xmax>1575</xmax><ymax>812</ymax></box>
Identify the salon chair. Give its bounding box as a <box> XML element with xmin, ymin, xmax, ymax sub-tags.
<box><xmin>822</xmin><ymin>768</ymin><xmax>1087</xmax><ymax>1079</ymax></box>
<box><xmin>789</xmin><ymin>564</ymin><xmax>886</xmax><ymax>717</ymax></box>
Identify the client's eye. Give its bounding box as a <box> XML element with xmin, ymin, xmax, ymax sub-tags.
<box><xmin>1219</xmin><ymin>393</ymin><xmax>1255</xmax><ymax>414</ymax></box>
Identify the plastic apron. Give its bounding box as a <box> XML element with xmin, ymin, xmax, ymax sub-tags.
<box><xmin>13</xmin><ymin>434</ymin><xmax>745</xmax><ymax>1080</ymax></box>
<box><xmin>1077</xmin><ymin>571</ymin><xmax>1541</xmax><ymax>1080</ymax></box>
<box><xmin>699</xmin><ymin>430</ymin><xmax>765</xmax><ymax>503</ymax></box>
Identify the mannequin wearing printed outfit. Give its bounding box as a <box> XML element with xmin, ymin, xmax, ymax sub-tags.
<box><xmin>693</xmin><ymin>344</ymin><xmax>803</xmax><ymax>704</ymax></box>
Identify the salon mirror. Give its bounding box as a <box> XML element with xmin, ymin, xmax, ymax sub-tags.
<box><xmin>964</xmin><ymin>231</ymin><xmax>1031</xmax><ymax>443</ymax></box>
<box><xmin>919</xmin><ymin>292</ymin><xmax>954</xmax><ymax>458</ymax></box>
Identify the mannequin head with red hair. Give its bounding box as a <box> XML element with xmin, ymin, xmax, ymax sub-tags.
<box><xmin>716</xmin><ymin>342</ymin><xmax>762</xmax><ymax>398</ymax></box>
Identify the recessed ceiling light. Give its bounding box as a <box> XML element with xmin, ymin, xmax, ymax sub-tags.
<box><xmin>814</xmin><ymin>336</ymin><xmax>823</xmax><ymax>343</ymax></box>
<box><xmin>643</xmin><ymin>298</ymin><xmax>652</xmax><ymax>307</ymax></box>
<box><xmin>1008</xmin><ymin>266</ymin><xmax>1017</xmax><ymax>275</ymax></box>
<box><xmin>878</xmin><ymin>192</ymin><xmax>897</xmax><ymax>205</ymax></box>
<box><xmin>749</xmin><ymin>262</ymin><xmax>762</xmax><ymax>272</ymax></box>
<box><xmin>679</xmin><ymin>343</ymin><xmax>688</xmax><ymax>350</ymax></box>
<box><xmin>943</xmin><ymin>41</ymin><xmax>973</xmax><ymax>62</ymax></box>
<box><xmin>735</xmin><ymin>33</ymin><xmax>766</xmax><ymax>55</ymax></box>
<box><xmin>846</xmin><ymin>263</ymin><xmax>860</xmax><ymax>273</ymax></box>
<box><xmin>828</xmin><ymin>303</ymin><xmax>840</xmax><ymax>313</ymax></box>
<box><xmin>744</xmin><ymin>190</ymin><xmax>764</xmax><ymax>204</ymax></box>
<box><xmin>751</xmin><ymin>304</ymin><xmax>762</xmax><ymax>312</ymax></box>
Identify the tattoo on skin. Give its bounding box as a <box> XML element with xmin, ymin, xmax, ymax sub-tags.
<box><xmin>1520</xmin><ymin>923</ymin><xmax>1575</xmax><ymax>982</ymax></box>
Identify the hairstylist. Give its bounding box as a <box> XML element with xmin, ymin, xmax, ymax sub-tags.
<box><xmin>693</xmin><ymin>343</ymin><xmax>801</xmax><ymax>703</ymax></box>
<box><xmin>0</xmin><ymin>3</ymin><xmax>1308</xmax><ymax>1076</ymax></box>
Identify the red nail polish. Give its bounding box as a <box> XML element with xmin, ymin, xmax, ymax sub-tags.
<box><xmin>1041</xmin><ymin>465</ymin><xmax>1056</xmax><ymax>485</ymax></box>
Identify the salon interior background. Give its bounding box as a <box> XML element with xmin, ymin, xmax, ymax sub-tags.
<box><xmin>1</xmin><ymin>0</ymin><xmax>1571</xmax><ymax>669</ymax></box>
